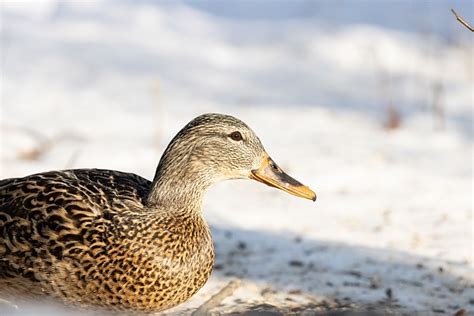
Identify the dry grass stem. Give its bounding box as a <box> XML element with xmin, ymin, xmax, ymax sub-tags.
<box><xmin>192</xmin><ymin>280</ymin><xmax>241</xmax><ymax>316</ymax></box>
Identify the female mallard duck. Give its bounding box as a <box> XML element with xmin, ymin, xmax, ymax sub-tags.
<box><xmin>0</xmin><ymin>113</ymin><xmax>315</xmax><ymax>313</ymax></box>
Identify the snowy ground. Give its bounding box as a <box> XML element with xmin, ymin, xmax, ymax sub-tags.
<box><xmin>1</xmin><ymin>1</ymin><xmax>473</xmax><ymax>315</ymax></box>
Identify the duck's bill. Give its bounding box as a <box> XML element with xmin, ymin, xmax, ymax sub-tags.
<box><xmin>249</xmin><ymin>155</ymin><xmax>316</xmax><ymax>202</ymax></box>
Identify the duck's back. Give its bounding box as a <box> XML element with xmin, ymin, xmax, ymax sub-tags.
<box><xmin>0</xmin><ymin>169</ymin><xmax>151</xmax><ymax>300</ymax></box>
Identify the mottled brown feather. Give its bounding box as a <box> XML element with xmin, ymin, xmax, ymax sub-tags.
<box><xmin>0</xmin><ymin>169</ymin><xmax>214</xmax><ymax>312</ymax></box>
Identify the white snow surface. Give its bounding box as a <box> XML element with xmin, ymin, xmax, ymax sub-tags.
<box><xmin>0</xmin><ymin>1</ymin><xmax>473</xmax><ymax>315</ymax></box>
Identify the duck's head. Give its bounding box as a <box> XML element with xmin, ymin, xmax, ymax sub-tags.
<box><xmin>153</xmin><ymin>113</ymin><xmax>316</xmax><ymax>203</ymax></box>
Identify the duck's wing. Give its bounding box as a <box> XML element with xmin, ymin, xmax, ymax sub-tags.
<box><xmin>0</xmin><ymin>169</ymin><xmax>151</xmax><ymax>283</ymax></box>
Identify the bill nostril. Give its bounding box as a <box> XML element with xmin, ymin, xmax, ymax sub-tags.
<box><xmin>270</xmin><ymin>161</ymin><xmax>279</xmax><ymax>171</ymax></box>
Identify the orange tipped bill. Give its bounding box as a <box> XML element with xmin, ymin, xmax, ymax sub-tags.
<box><xmin>249</xmin><ymin>155</ymin><xmax>316</xmax><ymax>202</ymax></box>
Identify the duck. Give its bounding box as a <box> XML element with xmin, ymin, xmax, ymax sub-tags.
<box><xmin>0</xmin><ymin>113</ymin><xmax>316</xmax><ymax>313</ymax></box>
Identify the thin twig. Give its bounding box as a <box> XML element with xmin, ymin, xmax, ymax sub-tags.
<box><xmin>64</xmin><ymin>149</ymin><xmax>81</xmax><ymax>169</ymax></box>
<box><xmin>192</xmin><ymin>280</ymin><xmax>241</xmax><ymax>316</ymax></box>
<box><xmin>0</xmin><ymin>298</ymin><xmax>18</xmax><ymax>310</ymax></box>
<box><xmin>451</xmin><ymin>9</ymin><xmax>474</xmax><ymax>32</ymax></box>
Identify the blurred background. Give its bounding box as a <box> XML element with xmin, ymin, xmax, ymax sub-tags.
<box><xmin>1</xmin><ymin>0</ymin><xmax>473</xmax><ymax>314</ymax></box>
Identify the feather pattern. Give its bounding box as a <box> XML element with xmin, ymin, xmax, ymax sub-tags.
<box><xmin>0</xmin><ymin>168</ymin><xmax>214</xmax><ymax>312</ymax></box>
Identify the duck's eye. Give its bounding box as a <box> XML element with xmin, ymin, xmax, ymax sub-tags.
<box><xmin>229</xmin><ymin>131</ymin><xmax>243</xmax><ymax>141</ymax></box>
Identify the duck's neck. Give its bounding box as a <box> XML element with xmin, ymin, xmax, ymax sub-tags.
<box><xmin>147</xmin><ymin>173</ymin><xmax>209</xmax><ymax>215</ymax></box>
<box><xmin>146</xmin><ymin>144</ymin><xmax>215</xmax><ymax>216</ymax></box>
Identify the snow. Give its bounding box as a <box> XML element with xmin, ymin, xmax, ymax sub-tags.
<box><xmin>0</xmin><ymin>0</ymin><xmax>473</xmax><ymax>314</ymax></box>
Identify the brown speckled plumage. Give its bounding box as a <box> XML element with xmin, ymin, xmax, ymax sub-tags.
<box><xmin>0</xmin><ymin>113</ymin><xmax>315</xmax><ymax>313</ymax></box>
